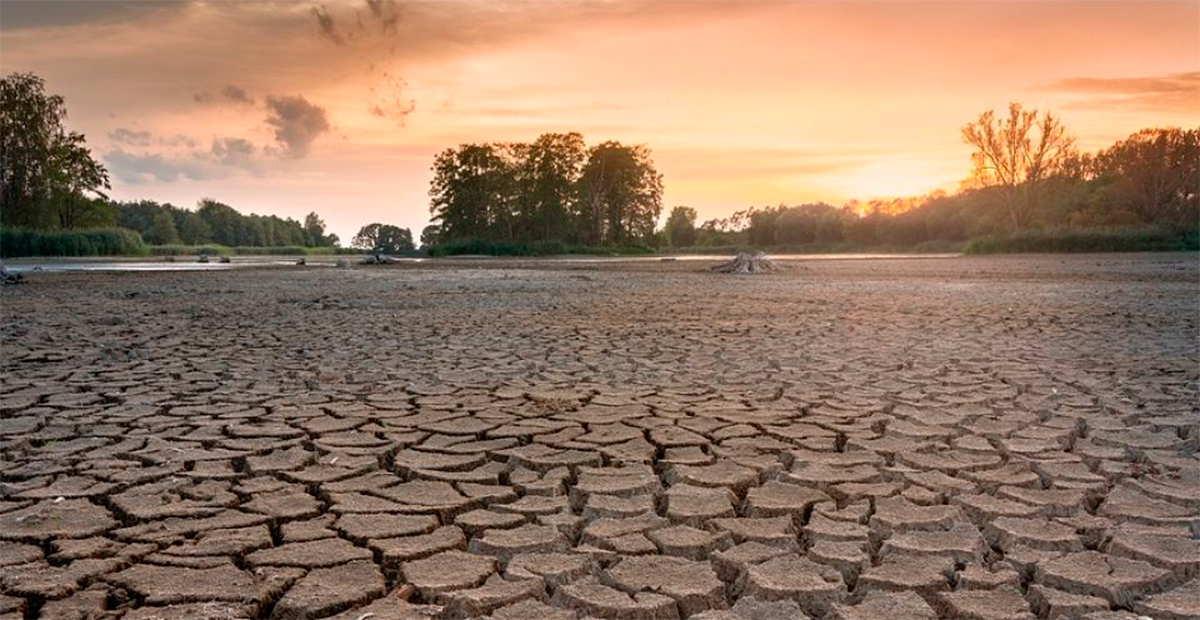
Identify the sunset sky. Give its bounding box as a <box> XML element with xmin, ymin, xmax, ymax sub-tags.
<box><xmin>2</xmin><ymin>0</ymin><xmax>1197</xmax><ymax>242</ymax></box>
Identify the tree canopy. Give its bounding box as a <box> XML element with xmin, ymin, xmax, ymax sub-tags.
<box><xmin>352</xmin><ymin>222</ymin><xmax>415</xmax><ymax>253</ymax></box>
<box><xmin>429</xmin><ymin>134</ymin><xmax>662</xmax><ymax>247</ymax></box>
<box><xmin>1</xmin><ymin>72</ymin><xmax>110</xmax><ymax>230</ymax></box>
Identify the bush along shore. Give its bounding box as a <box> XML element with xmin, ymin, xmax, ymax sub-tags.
<box><xmin>3</xmin><ymin>225</ymin><xmax>1196</xmax><ymax>259</ymax></box>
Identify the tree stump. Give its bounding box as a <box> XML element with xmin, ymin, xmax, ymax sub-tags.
<box><xmin>710</xmin><ymin>252</ymin><xmax>776</xmax><ymax>274</ymax></box>
<box><xmin>0</xmin><ymin>262</ymin><xmax>23</xmax><ymax>285</ymax></box>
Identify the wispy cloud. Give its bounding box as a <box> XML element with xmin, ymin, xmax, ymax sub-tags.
<box><xmin>1036</xmin><ymin>72</ymin><xmax>1200</xmax><ymax>114</ymax></box>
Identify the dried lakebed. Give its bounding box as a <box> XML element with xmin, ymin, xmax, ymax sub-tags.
<box><xmin>0</xmin><ymin>254</ymin><xmax>1196</xmax><ymax>620</ymax></box>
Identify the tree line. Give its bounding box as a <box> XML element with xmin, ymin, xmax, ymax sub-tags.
<box><xmin>0</xmin><ymin>72</ymin><xmax>416</xmax><ymax>255</ymax></box>
<box><xmin>3</xmin><ymin>71</ymin><xmax>1195</xmax><ymax>257</ymax></box>
<box><xmin>671</xmin><ymin>108</ymin><xmax>1197</xmax><ymax>249</ymax></box>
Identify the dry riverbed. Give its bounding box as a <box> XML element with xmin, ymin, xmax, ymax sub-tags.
<box><xmin>0</xmin><ymin>254</ymin><xmax>1197</xmax><ymax>620</ymax></box>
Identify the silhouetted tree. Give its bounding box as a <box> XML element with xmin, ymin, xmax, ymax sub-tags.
<box><xmin>511</xmin><ymin>133</ymin><xmax>586</xmax><ymax>242</ymax></box>
<box><xmin>429</xmin><ymin>143</ymin><xmax>515</xmax><ymax>242</ymax></box>
<box><xmin>352</xmin><ymin>223</ymin><xmax>414</xmax><ymax>253</ymax></box>
<box><xmin>962</xmin><ymin>102</ymin><xmax>1076</xmax><ymax>232</ymax></box>
<box><xmin>664</xmin><ymin>206</ymin><xmax>697</xmax><ymax>247</ymax></box>
<box><xmin>576</xmin><ymin>142</ymin><xmax>663</xmax><ymax>245</ymax></box>
<box><xmin>419</xmin><ymin>224</ymin><xmax>441</xmax><ymax>249</ymax></box>
<box><xmin>1095</xmin><ymin>127</ymin><xmax>1199</xmax><ymax>227</ymax></box>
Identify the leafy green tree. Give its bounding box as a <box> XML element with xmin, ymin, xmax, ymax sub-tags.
<box><xmin>352</xmin><ymin>223</ymin><xmax>414</xmax><ymax>253</ymax></box>
<box><xmin>664</xmin><ymin>206</ymin><xmax>698</xmax><ymax>247</ymax></box>
<box><xmin>961</xmin><ymin>102</ymin><xmax>1076</xmax><ymax>232</ymax></box>
<box><xmin>179</xmin><ymin>210</ymin><xmax>212</xmax><ymax>245</ymax></box>
<box><xmin>576</xmin><ymin>142</ymin><xmax>663</xmax><ymax>245</ymax></box>
<box><xmin>0</xmin><ymin>72</ymin><xmax>110</xmax><ymax>229</ymax></box>
<box><xmin>145</xmin><ymin>208</ymin><xmax>181</xmax><ymax>245</ymax></box>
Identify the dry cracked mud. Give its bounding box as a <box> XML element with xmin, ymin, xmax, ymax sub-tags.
<box><xmin>0</xmin><ymin>254</ymin><xmax>1197</xmax><ymax>620</ymax></box>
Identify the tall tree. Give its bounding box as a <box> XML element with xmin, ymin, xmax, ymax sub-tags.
<box><xmin>0</xmin><ymin>72</ymin><xmax>110</xmax><ymax>229</ymax></box>
<box><xmin>1095</xmin><ymin>127</ymin><xmax>1199</xmax><ymax>227</ymax></box>
<box><xmin>664</xmin><ymin>206</ymin><xmax>698</xmax><ymax>247</ymax></box>
<box><xmin>146</xmin><ymin>208</ymin><xmax>181</xmax><ymax>245</ymax></box>
<box><xmin>429</xmin><ymin>143</ymin><xmax>515</xmax><ymax>242</ymax></box>
<box><xmin>511</xmin><ymin>132</ymin><xmax>586</xmax><ymax>242</ymax></box>
<box><xmin>962</xmin><ymin>102</ymin><xmax>1076</xmax><ymax>232</ymax></box>
<box><xmin>576</xmin><ymin>142</ymin><xmax>663</xmax><ymax>245</ymax></box>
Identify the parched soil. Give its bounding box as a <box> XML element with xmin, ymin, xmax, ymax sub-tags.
<box><xmin>0</xmin><ymin>254</ymin><xmax>1197</xmax><ymax>620</ymax></box>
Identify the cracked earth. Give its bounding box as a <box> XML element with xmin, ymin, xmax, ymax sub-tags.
<box><xmin>0</xmin><ymin>254</ymin><xmax>1197</xmax><ymax>620</ymax></box>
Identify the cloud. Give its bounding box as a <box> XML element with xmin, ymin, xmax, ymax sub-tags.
<box><xmin>364</xmin><ymin>0</ymin><xmax>400</xmax><ymax>36</ymax></box>
<box><xmin>310</xmin><ymin>4</ymin><xmax>343</xmax><ymax>45</ymax></box>
<box><xmin>367</xmin><ymin>72</ymin><xmax>415</xmax><ymax>126</ymax></box>
<box><xmin>220</xmin><ymin>84</ymin><xmax>254</xmax><ymax>105</ymax></box>
<box><xmin>194</xmin><ymin>84</ymin><xmax>256</xmax><ymax>105</ymax></box>
<box><xmin>264</xmin><ymin>95</ymin><xmax>331</xmax><ymax>158</ymax></box>
<box><xmin>211</xmin><ymin>137</ymin><xmax>259</xmax><ymax>171</ymax></box>
<box><xmin>104</xmin><ymin>148</ymin><xmax>226</xmax><ymax>184</ymax></box>
<box><xmin>1036</xmin><ymin>72</ymin><xmax>1200</xmax><ymax>114</ymax></box>
<box><xmin>108</xmin><ymin>127</ymin><xmax>153</xmax><ymax>146</ymax></box>
<box><xmin>0</xmin><ymin>0</ymin><xmax>186</xmax><ymax>31</ymax></box>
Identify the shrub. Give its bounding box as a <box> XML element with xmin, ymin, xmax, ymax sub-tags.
<box><xmin>0</xmin><ymin>227</ymin><xmax>146</xmax><ymax>258</ymax></box>
<box><xmin>963</xmin><ymin>227</ymin><xmax>1199</xmax><ymax>254</ymax></box>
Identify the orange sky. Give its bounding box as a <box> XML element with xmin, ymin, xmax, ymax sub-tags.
<box><xmin>2</xmin><ymin>0</ymin><xmax>1197</xmax><ymax>242</ymax></box>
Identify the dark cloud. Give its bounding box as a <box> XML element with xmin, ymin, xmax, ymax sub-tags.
<box><xmin>364</xmin><ymin>0</ymin><xmax>400</xmax><ymax>36</ymax></box>
<box><xmin>310</xmin><ymin>5</ymin><xmax>343</xmax><ymax>45</ymax></box>
<box><xmin>108</xmin><ymin>128</ymin><xmax>153</xmax><ymax>147</ymax></box>
<box><xmin>1036</xmin><ymin>72</ymin><xmax>1200</xmax><ymax>114</ymax></box>
<box><xmin>265</xmin><ymin>95</ymin><xmax>331</xmax><ymax>159</ymax></box>
<box><xmin>220</xmin><ymin>85</ymin><xmax>254</xmax><ymax>105</ymax></box>
<box><xmin>194</xmin><ymin>84</ymin><xmax>255</xmax><ymax>106</ymax></box>
<box><xmin>0</xmin><ymin>0</ymin><xmax>184</xmax><ymax>31</ymax></box>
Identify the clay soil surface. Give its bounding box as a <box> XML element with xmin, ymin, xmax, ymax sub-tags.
<box><xmin>1</xmin><ymin>254</ymin><xmax>1197</xmax><ymax>620</ymax></box>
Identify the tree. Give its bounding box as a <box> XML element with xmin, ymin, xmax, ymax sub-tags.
<box><xmin>962</xmin><ymin>102</ymin><xmax>1076</xmax><ymax>232</ymax></box>
<box><xmin>664</xmin><ymin>206</ymin><xmax>698</xmax><ymax>247</ymax></box>
<box><xmin>576</xmin><ymin>142</ymin><xmax>663</xmax><ymax>245</ymax></box>
<box><xmin>0</xmin><ymin>72</ymin><xmax>110</xmax><ymax>229</ymax></box>
<box><xmin>352</xmin><ymin>223</ymin><xmax>414</xmax><ymax>253</ymax></box>
<box><xmin>303</xmin><ymin>211</ymin><xmax>338</xmax><ymax>247</ymax></box>
<box><xmin>429</xmin><ymin>143</ymin><xmax>516</xmax><ymax>242</ymax></box>
<box><xmin>146</xmin><ymin>208</ymin><xmax>181</xmax><ymax>245</ymax></box>
<box><xmin>511</xmin><ymin>133</ymin><xmax>586</xmax><ymax>242</ymax></box>
<box><xmin>1095</xmin><ymin>127</ymin><xmax>1199</xmax><ymax>227</ymax></box>
<box><xmin>179</xmin><ymin>211</ymin><xmax>212</xmax><ymax>245</ymax></box>
<box><xmin>420</xmin><ymin>224</ymin><xmax>442</xmax><ymax>249</ymax></box>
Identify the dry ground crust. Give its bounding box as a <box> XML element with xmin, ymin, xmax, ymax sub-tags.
<box><xmin>0</xmin><ymin>254</ymin><xmax>1197</xmax><ymax>620</ymax></box>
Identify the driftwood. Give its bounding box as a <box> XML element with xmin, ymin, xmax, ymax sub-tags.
<box><xmin>0</xmin><ymin>262</ymin><xmax>23</xmax><ymax>285</ymax></box>
<box><xmin>710</xmin><ymin>252</ymin><xmax>776</xmax><ymax>274</ymax></box>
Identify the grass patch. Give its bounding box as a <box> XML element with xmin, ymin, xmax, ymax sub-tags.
<box><xmin>428</xmin><ymin>239</ymin><xmax>654</xmax><ymax>257</ymax></box>
<box><xmin>962</xmin><ymin>227</ymin><xmax>1199</xmax><ymax>254</ymax></box>
<box><xmin>666</xmin><ymin>240</ymin><xmax>966</xmax><ymax>255</ymax></box>
<box><xmin>1</xmin><ymin>228</ymin><xmax>146</xmax><ymax>258</ymax></box>
<box><xmin>146</xmin><ymin>245</ymin><xmax>368</xmax><ymax>256</ymax></box>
